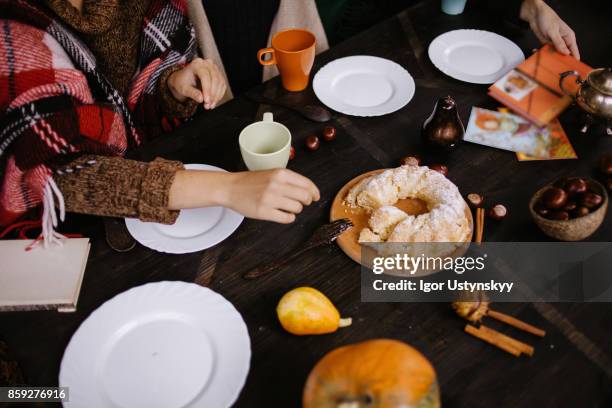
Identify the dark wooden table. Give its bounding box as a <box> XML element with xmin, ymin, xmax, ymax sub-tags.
<box><xmin>2</xmin><ymin>1</ymin><xmax>612</xmax><ymax>406</ymax></box>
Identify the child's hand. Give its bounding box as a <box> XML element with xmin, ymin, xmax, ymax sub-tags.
<box><xmin>223</xmin><ymin>169</ymin><xmax>321</xmax><ymax>224</ymax></box>
<box><xmin>167</xmin><ymin>58</ymin><xmax>227</xmax><ymax>109</ymax></box>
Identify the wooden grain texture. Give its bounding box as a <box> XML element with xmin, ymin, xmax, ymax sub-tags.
<box><xmin>0</xmin><ymin>1</ymin><xmax>611</xmax><ymax>407</ymax></box>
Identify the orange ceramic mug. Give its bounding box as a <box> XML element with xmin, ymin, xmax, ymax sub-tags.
<box><xmin>258</xmin><ymin>29</ymin><xmax>316</xmax><ymax>92</ymax></box>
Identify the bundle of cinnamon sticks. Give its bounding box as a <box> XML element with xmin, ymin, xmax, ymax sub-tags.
<box><xmin>461</xmin><ymin>307</ymin><xmax>546</xmax><ymax>357</ymax></box>
<box><xmin>464</xmin><ymin>203</ymin><xmax>545</xmax><ymax>356</ymax></box>
<box><xmin>454</xmin><ymin>297</ymin><xmax>546</xmax><ymax>356</ymax></box>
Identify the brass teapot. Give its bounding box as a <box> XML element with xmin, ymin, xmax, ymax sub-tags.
<box><xmin>560</xmin><ymin>68</ymin><xmax>612</xmax><ymax>135</ymax></box>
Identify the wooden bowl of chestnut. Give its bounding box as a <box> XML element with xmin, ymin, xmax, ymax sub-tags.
<box><xmin>529</xmin><ymin>177</ymin><xmax>608</xmax><ymax>241</ymax></box>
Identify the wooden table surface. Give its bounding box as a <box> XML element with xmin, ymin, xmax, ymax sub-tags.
<box><xmin>2</xmin><ymin>1</ymin><xmax>612</xmax><ymax>406</ymax></box>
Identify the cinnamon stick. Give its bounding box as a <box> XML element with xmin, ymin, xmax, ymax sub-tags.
<box><xmin>464</xmin><ymin>324</ymin><xmax>521</xmax><ymax>357</ymax></box>
<box><xmin>480</xmin><ymin>207</ymin><xmax>485</xmax><ymax>242</ymax></box>
<box><xmin>474</xmin><ymin>208</ymin><xmax>479</xmax><ymax>243</ymax></box>
<box><xmin>474</xmin><ymin>208</ymin><xmax>484</xmax><ymax>244</ymax></box>
<box><xmin>479</xmin><ymin>209</ymin><xmax>483</xmax><ymax>242</ymax></box>
<box><xmin>487</xmin><ymin>309</ymin><xmax>546</xmax><ymax>337</ymax></box>
<box><xmin>479</xmin><ymin>325</ymin><xmax>535</xmax><ymax>357</ymax></box>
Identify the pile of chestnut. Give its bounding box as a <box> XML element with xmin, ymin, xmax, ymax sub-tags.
<box><xmin>302</xmin><ymin>126</ymin><xmax>336</xmax><ymax>153</ymax></box>
<box><xmin>534</xmin><ymin>177</ymin><xmax>602</xmax><ymax>221</ymax></box>
<box><xmin>289</xmin><ymin>126</ymin><xmax>337</xmax><ymax>160</ymax></box>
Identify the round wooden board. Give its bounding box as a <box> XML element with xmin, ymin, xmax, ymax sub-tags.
<box><xmin>330</xmin><ymin>169</ymin><xmax>474</xmax><ymax>269</ymax></box>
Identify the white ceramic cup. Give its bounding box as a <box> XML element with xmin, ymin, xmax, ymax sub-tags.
<box><xmin>239</xmin><ymin>112</ymin><xmax>291</xmax><ymax>171</ymax></box>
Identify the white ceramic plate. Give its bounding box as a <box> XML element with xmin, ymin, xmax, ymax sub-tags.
<box><xmin>313</xmin><ymin>55</ymin><xmax>415</xmax><ymax>116</ymax></box>
<box><xmin>60</xmin><ymin>281</ymin><xmax>251</xmax><ymax>408</ymax></box>
<box><xmin>125</xmin><ymin>164</ymin><xmax>244</xmax><ymax>254</ymax></box>
<box><xmin>428</xmin><ymin>29</ymin><xmax>525</xmax><ymax>84</ymax></box>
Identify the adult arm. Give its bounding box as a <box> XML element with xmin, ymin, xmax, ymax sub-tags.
<box><xmin>519</xmin><ymin>0</ymin><xmax>580</xmax><ymax>59</ymax></box>
<box><xmin>56</xmin><ymin>156</ymin><xmax>320</xmax><ymax>225</ymax></box>
<box><xmin>473</xmin><ymin>0</ymin><xmax>580</xmax><ymax>59</ymax></box>
<box><xmin>55</xmin><ymin>156</ymin><xmax>183</xmax><ymax>224</ymax></box>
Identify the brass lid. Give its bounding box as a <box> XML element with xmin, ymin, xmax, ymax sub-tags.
<box><xmin>587</xmin><ymin>68</ymin><xmax>612</xmax><ymax>95</ymax></box>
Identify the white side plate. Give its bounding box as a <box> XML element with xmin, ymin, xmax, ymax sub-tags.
<box><xmin>60</xmin><ymin>281</ymin><xmax>251</xmax><ymax>408</ymax></box>
<box><xmin>125</xmin><ymin>164</ymin><xmax>244</xmax><ymax>254</ymax></box>
<box><xmin>428</xmin><ymin>29</ymin><xmax>525</xmax><ymax>84</ymax></box>
<box><xmin>313</xmin><ymin>55</ymin><xmax>415</xmax><ymax>116</ymax></box>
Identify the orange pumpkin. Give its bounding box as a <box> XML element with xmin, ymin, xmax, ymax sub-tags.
<box><xmin>303</xmin><ymin>339</ymin><xmax>440</xmax><ymax>408</ymax></box>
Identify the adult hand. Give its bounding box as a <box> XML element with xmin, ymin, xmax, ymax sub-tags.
<box><xmin>169</xmin><ymin>168</ymin><xmax>320</xmax><ymax>224</ymax></box>
<box><xmin>167</xmin><ymin>58</ymin><xmax>227</xmax><ymax>109</ymax></box>
<box><xmin>520</xmin><ymin>0</ymin><xmax>580</xmax><ymax>60</ymax></box>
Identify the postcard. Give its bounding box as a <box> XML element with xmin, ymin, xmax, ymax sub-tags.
<box><xmin>464</xmin><ymin>107</ymin><xmax>543</xmax><ymax>155</ymax></box>
<box><xmin>492</xmin><ymin>107</ymin><xmax>578</xmax><ymax>161</ymax></box>
<box><xmin>515</xmin><ymin>119</ymin><xmax>577</xmax><ymax>161</ymax></box>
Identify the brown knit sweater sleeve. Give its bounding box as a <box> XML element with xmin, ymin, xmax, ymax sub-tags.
<box><xmin>55</xmin><ymin>155</ymin><xmax>183</xmax><ymax>224</ymax></box>
<box><xmin>158</xmin><ymin>65</ymin><xmax>200</xmax><ymax>119</ymax></box>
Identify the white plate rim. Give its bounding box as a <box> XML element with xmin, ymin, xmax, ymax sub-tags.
<box><xmin>313</xmin><ymin>55</ymin><xmax>415</xmax><ymax>117</ymax></box>
<box><xmin>428</xmin><ymin>29</ymin><xmax>525</xmax><ymax>84</ymax></box>
<box><xmin>125</xmin><ymin>164</ymin><xmax>244</xmax><ymax>254</ymax></box>
<box><xmin>59</xmin><ymin>281</ymin><xmax>251</xmax><ymax>408</ymax></box>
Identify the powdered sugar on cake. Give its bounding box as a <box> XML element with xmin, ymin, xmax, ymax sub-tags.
<box><xmin>346</xmin><ymin>165</ymin><xmax>470</xmax><ymax>243</ymax></box>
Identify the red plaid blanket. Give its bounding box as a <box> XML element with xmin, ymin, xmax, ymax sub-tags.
<box><xmin>0</xmin><ymin>0</ymin><xmax>196</xmax><ymax>240</ymax></box>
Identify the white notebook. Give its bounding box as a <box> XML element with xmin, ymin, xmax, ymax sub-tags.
<box><xmin>0</xmin><ymin>238</ymin><xmax>90</xmax><ymax>312</ymax></box>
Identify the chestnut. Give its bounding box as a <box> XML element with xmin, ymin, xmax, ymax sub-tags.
<box><xmin>547</xmin><ymin>210</ymin><xmax>570</xmax><ymax>221</ymax></box>
<box><xmin>322</xmin><ymin>126</ymin><xmax>337</xmax><ymax>142</ymax></box>
<box><xmin>572</xmin><ymin>206</ymin><xmax>590</xmax><ymax>218</ymax></box>
<box><xmin>487</xmin><ymin>204</ymin><xmax>507</xmax><ymax>220</ymax></box>
<box><xmin>305</xmin><ymin>135</ymin><xmax>320</xmax><ymax>151</ymax></box>
<box><xmin>564</xmin><ymin>178</ymin><xmax>587</xmax><ymax>196</ymax></box>
<box><xmin>429</xmin><ymin>164</ymin><xmax>448</xmax><ymax>176</ymax></box>
<box><xmin>541</xmin><ymin>187</ymin><xmax>568</xmax><ymax>209</ymax></box>
<box><xmin>399</xmin><ymin>155</ymin><xmax>421</xmax><ymax>167</ymax></box>
<box><xmin>598</xmin><ymin>155</ymin><xmax>612</xmax><ymax>176</ymax></box>
<box><xmin>466</xmin><ymin>193</ymin><xmax>484</xmax><ymax>209</ymax></box>
<box><xmin>289</xmin><ymin>146</ymin><xmax>295</xmax><ymax>160</ymax></box>
<box><xmin>579</xmin><ymin>192</ymin><xmax>603</xmax><ymax>209</ymax></box>
<box><xmin>533</xmin><ymin>202</ymin><xmax>549</xmax><ymax>217</ymax></box>
<box><xmin>563</xmin><ymin>201</ymin><xmax>577</xmax><ymax>212</ymax></box>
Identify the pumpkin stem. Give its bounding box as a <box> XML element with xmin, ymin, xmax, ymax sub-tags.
<box><xmin>339</xmin><ymin>317</ymin><xmax>353</xmax><ymax>328</ymax></box>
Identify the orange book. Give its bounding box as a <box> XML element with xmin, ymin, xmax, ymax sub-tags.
<box><xmin>488</xmin><ymin>44</ymin><xmax>592</xmax><ymax>127</ymax></box>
